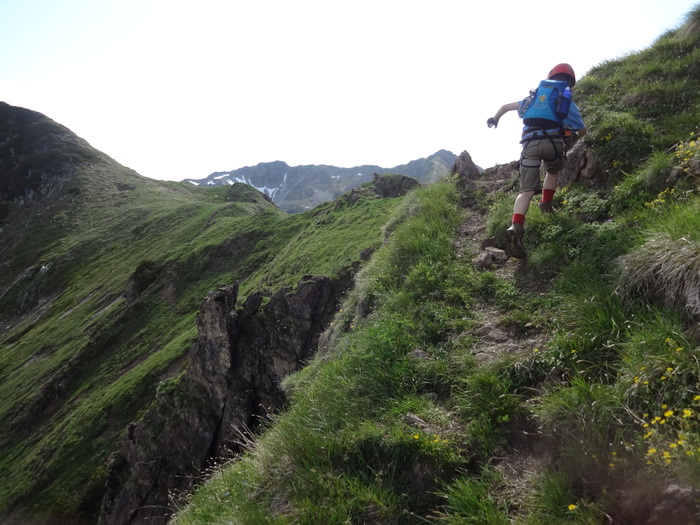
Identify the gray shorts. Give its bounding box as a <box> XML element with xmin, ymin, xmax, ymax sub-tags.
<box><xmin>519</xmin><ymin>137</ymin><xmax>565</xmax><ymax>193</ymax></box>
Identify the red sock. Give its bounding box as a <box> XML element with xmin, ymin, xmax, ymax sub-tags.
<box><xmin>512</xmin><ymin>213</ymin><xmax>525</xmax><ymax>225</ymax></box>
<box><xmin>541</xmin><ymin>189</ymin><xmax>555</xmax><ymax>203</ymax></box>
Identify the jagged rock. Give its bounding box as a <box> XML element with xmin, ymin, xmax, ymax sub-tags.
<box><xmin>371</xmin><ymin>173</ymin><xmax>420</xmax><ymax>198</ymax></box>
<box><xmin>407</xmin><ymin>348</ymin><xmax>432</xmax><ymax>360</ymax></box>
<box><xmin>473</xmin><ymin>251</ymin><xmax>494</xmax><ymax>271</ymax></box>
<box><xmin>619</xmin><ymin>483</ymin><xmax>700</xmax><ymax>525</ymax></box>
<box><xmin>474</xmin><ymin>322</ymin><xmax>509</xmax><ymax>343</ymax></box>
<box><xmin>124</xmin><ymin>260</ymin><xmax>160</xmax><ymax>304</ymax></box>
<box><xmin>558</xmin><ymin>141</ymin><xmax>606</xmax><ymax>187</ymax></box>
<box><xmin>485</xmin><ymin>246</ymin><xmax>508</xmax><ymax>262</ymax></box>
<box><xmin>480</xmin><ymin>236</ymin><xmax>498</xmax><ymax>249</ymax></box>
<box><xmin>451</xmin><ymin>150</ymin><xmax>480</xmax><ymax>204</ymax></box>
<box><xmin>473</xmin><ymin>247</ymin><xmax>508</xmax><ymax>271</ymax></box>
<box><xmin>334</xmin><ymin>173</ymin><xmax>420</xmax><ymax>208</ymax></box>
<box><xmin>451</xmin><ymin>150</ymin><xmax>480</xmax><ymax>180</ymax></box>
<box><xmin>647</xmin><ymin>484</ymin><xmax>700</xmax><ymax>525</ymax></box>
<box><xmin>99</xmin><ymin>275</ymin><xmax>347</xmax><ymax>525</ymax></box>
<box><xmin>402</xmin><ymin>413</ymin><xmax>431</xmax><ymax>432</ymax></box>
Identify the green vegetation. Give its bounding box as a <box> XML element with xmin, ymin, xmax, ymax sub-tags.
<box><xmin>0</xmin><ymin>125</ymin><xmax>402</xmax><ymax>523</ymax></box>
<box><xmin>172</xmin><ymin>8</ymin><xmax>700</xmax><ymax>524</ymax></box>
<box><xmin>2</xmin><ymin>6</ymin><xmax>700</xmax><ymax>524</ymax></box>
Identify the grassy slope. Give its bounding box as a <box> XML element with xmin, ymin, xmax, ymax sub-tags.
<box><xmin>0</xmin><ymin>132</ymin><xmax>403</xmax><ymax>523</ymax></box>
<box><xmin>172</xmin><ymin>9</ymin><xmax>700</xmax><ymax>525</ymax></box>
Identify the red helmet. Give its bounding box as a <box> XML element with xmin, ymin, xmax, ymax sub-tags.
<box><xmin>548</xmin><ymin>63</ymin><xmax>576</xmax><ymax>86</ymax></box>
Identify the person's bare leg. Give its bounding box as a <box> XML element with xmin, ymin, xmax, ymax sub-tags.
<box><xmin>513</xmin><ymin>190</ymin><xmax>536</xmax><ymax>217</ymax></box>
<box><xmin>543</xmin><ymin>172</ymin><xmax>558</xmax><ymax>191</ymax></box>
<box><xmin>539</xmin><ymin>172</ymin><xmax>558</xmax><ymax>213</ymax></box>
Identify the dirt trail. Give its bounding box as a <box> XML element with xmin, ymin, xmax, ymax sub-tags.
<box><xmin>453</xmin><ymin>158</ymin><xmax>554</xmax><ymax>515</ymax></box>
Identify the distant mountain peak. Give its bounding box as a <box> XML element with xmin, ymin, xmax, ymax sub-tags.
<box><xmin>184</xmin><ymin>150</ymin><xmax>457</xmax><ymax>213</ymax></box>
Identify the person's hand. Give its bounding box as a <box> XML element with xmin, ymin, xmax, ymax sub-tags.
<box><xmin>487</xmin><ymin>117</ymin><xmax>498</xmax><ymax>128</ymax></box>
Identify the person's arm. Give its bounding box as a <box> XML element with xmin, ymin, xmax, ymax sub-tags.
<box><xmin>487</xmin><ymin>102</ymin><xmax>520</xmax><ymax>128</ymax></box>
<box><xmin>564</xmin><ymin>101</ymin><xmax>586</xmax><ymax>136</ymax></box>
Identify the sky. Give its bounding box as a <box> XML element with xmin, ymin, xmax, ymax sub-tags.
<box><xmin>1</xmin><ymin>0</ymin><xmax>698</xmax><ymax>181</ymax></box>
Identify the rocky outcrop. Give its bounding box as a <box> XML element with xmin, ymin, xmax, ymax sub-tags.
<box><xmin>333</xmin><ymin>173</ymin><xmax>421</xmax><ymax>209</ymax></box>
<box><xmin>370</xmin><ymin>173</ymin><xmax>420</xmax><ymax>198</ymax></box>
<box><xmin>99</xmin><ymin>274</ymin><xmax>347</xmax><ymax>525</ymax></box>
<box><xmin>451</xmin><ymin>150</ymin><xmax>481</xmax><ymax>181</ymax></box>
<box><xmin>558</xmin><ymin>140</ymin><xmax>606</xmax><ymax>187</ymax></box>
<box><xmin>450</xmin><ymin>150</ymin><xmax>495</xmax><ymax>207</ymax></box>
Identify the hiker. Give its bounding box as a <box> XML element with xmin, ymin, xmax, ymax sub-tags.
<box><xmin>486</xmin><ymin>63</ymin><xmax>586</xmax><ymax>259</ymax></box>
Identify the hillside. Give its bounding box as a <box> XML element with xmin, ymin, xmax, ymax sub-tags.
<box><xmin>184</xmin><ymin>149</ymin><xmax>458</xmax><ymax>213</ymax></box>
<box><xmin>169</xmin><ymin>7</ymin><xmax>700</xmax><ymax>525</ymax></box>
<box><xmin>2</xmin><ymin>5</ymin><xmax>700</xmax><ymax>524</ymax></box>
<box><xmin>0</xmin><ymin>103</ymin><xmax>414</xmax><ymax>524</ymax></box>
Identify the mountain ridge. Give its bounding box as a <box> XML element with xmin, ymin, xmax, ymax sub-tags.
<box><xmin>184</xmin><ymin>149</ymin><xmax>459</xmax><ymax>212</ymax></box>
<box><xmin>0</xmin><ymin>101</ymin><xmax>423</xmax><ymax>525</ymax></box>
<box><xmin>3</xmin><ymin>7</ymin><xmax>700</xmax><ymax>522</ymax></box>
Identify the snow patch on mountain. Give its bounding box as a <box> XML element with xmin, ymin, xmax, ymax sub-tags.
<box><xmin>198</xmin><ymin>172</ymin><xmax>287</xmax><ymax>199</ymax></box>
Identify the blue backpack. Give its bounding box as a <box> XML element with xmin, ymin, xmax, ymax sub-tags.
<box><xmin>519</xmin><ymin>79</ymin><xmax>571</xmax><ymax>129</ymax></box>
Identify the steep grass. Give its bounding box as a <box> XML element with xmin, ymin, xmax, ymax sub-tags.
<box><xmin>0</xmin><ymin>152</ymin><xmax>401</xmax><ymax>522</ymax></box>
<box><xmin>173</xmin><ymin>182</ymin><xmax>480</xmax><ymax>524</ymax></box>
<box><xmin>172</xmin><ymin>7</ymin><xmax>700</xmax><ymax>524</ymax></box>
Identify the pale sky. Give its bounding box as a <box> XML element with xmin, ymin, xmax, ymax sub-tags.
<box><xmin>1</xmin><ymin>1</ymin><xmax>697</xmax><ymax>181</ymax></box>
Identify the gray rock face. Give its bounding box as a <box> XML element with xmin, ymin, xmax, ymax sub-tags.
<box><xmin>558</xmin><ymin>140</ymin><xmax>605</xmax><ymax>187</ymax></box>
<box><xmin>99</xmin><ymin>275</ymin><xmax>345</xmax><ymax>525</ymax></box>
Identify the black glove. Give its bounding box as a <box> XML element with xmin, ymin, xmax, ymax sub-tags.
<box><xmin>487</xmin><ymin>117</ymin><xmax>498</xmax><ymax>128</ymax></box>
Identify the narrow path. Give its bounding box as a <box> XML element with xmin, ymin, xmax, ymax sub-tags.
<box><xmin>453</xmin><ymin>162</ymin><xmax>554</xmax><ymax>517</ymax></box>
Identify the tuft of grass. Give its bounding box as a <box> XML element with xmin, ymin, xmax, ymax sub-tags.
<box><xmin>438</xmin><ymin>471</ymin><xmax>510</xmax><ymax>524</ymax></box>
<box><xmin>526</xmin><ymin>468</ymin><xmax>605</xmax><ymax>524</ymax></box>
<box><xmin>617</xmin><ymin>233</ymin><xmax>700</xmax><ymax>323</ymax></box>
<box><xmin>451</xmin><ymin>370</ymin><xmax>524</xmax><ymax>460</ymax></box>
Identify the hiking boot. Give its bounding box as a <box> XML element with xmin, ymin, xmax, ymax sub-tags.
<box><xmin>506</xmin><ymin>223</ymin><xmax>526</xmax><ymax>259</ymax></box>
<box><xmin>539</xmin><ymin>200</ymin><xmax>554</xmax><ymax>214</ymax></box>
